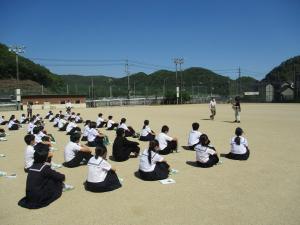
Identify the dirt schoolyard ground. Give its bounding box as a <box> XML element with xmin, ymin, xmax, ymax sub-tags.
<box><xmin>0</xmin><ymin>103</ymin><xmax>299</xmax><ymax>225</ymax></box>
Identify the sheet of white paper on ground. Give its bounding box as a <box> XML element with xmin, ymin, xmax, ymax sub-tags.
<box><xmin>5</xmin><ymin>173</ymin><xmax>17</xmax><ymax>178</ymax></box>
<box><xmin>159</xmin><ymin>178</ymin><xmax>176</xmax><ymax>184</ymax></box>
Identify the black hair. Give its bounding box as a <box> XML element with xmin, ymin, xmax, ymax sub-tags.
<box><xmin>161</xmin><ymin>125</ymin><xmax>169</xmax><ymax>133</ymax></box>
<box><xmin>235</xmin><ymin>96</ymin><xmax>240</xmax><ymax>101</ymax></box>
<box><xmin>9</xmin><ymin>115</ymin><xmax>15</xmax><ymax>121</ymax></box>
<box><xmin>24</xmin><ymin>134</ymin><xmax>35</xmax><ymax>145</ymax></box>
<box><xmin>143</xmin><ymin>120</ymin><xmax>149</xmax><ymax>129</ymax></box>
<box><xmin>94</xmin><ymin>145</ymin><xmax>107</xmax><ymax>160</ymax></box>
<box><xmin>70</xmin><ymin>117</ymin><xmax>75</xmax><ymax>122</ymax></box>
<box><xmin>33</xmin><ymin>126</ymin><xmax>40</xmax><ymax>135</ymax></box>
<box><xmin>70</xmin><ymin>132</ymin><xmax>81</xmax><ymax>142</ymax></box>
<box><xmin>89</xmin><ymin>121</ymin><xmax>97</xmax><ymax>129</ymax></box>
<box><xmin>120</xmin><ymin>118</ymin><xmax>126</xmax><ymax>124</ymax></box>
<box><xmin>22</xmin><ymin>113</ymin><xmax>25</xmax><ymax>117</ymax></box>
<box><xmin>98</xmin><ymin>113</ymin><xmax>103</xmax><ymax>117</ymax></box>
<box><xmin>199</xmin><ymin>134</ymin><xmax>210</xmax><ymax>146</ymax></box>
<box><xmin>84</xmin><ymin>120</ymin><xmax>91</xmax><ymax>126</ymax></box>
<box><xmin>116</xmin><ymin>128</ymin><xmax>125</xmax><ymax>137</ymax></box>
<box><xmin>234</xmin><ymin>127</ymin><xmax>243</xmax><ymax>145</ymax></box>
<box><xmin>41</xmin><ymin>136</ymin><xmax>50</xmax><ymax>142</ymax></box>
<box><xmin>60</xmin><ymin>114</ymin><xmax>64</xmax><ymax>119</ymax></box>
<box><xmin>29</xmin><ymin>117</ymin><xmax>35</xmax><ymax>122</ymax></box>
<box><xmin>33</xmin><ymin>144</ymin><xmax>49</xmax><ymax>163</ymax></box>
<box><xmin>55</xmin><ymin>114</ymin><xmax>59</xmax><ymax>118</ymax></box>
<box><xmin>148</xmin><ymin>140</ymin><xmax>159</xmax><ymax>164</ymax></box>
<box><xmin>192</xmin><ymin>122</ymin><xmax>199</xmax><ymax>131</ymax></box>
<box><xmin>108</xmin><ymin>115</ymin><xmax>113</xmax><ymax>120</ymax></box>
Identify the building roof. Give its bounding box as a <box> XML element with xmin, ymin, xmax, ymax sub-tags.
<box><xmin>22</xmin><ymin>94</ymin><xmax>86</xmax><ymax>98</ymax></box>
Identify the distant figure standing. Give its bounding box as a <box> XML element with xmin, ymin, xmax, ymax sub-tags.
<box><xmin>232</xmin><ymin>96</ymin><xmax>241</xmax><ymax>123</ymax></box>
<box><xmin>65</xmin><ymin>100</ymin><xmax>72</xmax><ymax>112</ymax></box>
<box><xmin>209</xmin><ymin>98</ymin><xmax>216</xmax><ymax>120</ymax></box>
<box><xmin>27</xmin><ymin>102</ymin><xmax>33</xmax><ymax>119</ymax></box>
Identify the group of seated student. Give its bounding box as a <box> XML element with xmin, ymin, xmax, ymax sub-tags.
<box><xmin>187</xmin><ymin>123</ymin><xmax>250</xmax><ymax>167</ymax></box>
<box><xmin>139</xmin><ymin>120</ymin><xmax>156</xmax><ymax>141</ymax></box>
<box><xmin>112</xmin><ymin>128</ymin><xmax>140</xmax><ymax>162</ymax></box>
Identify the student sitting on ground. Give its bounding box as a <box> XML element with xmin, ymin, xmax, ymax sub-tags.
<box><xmin>66</xmin><ymin>118</ymin><xmax>81</xmax><ymax>135</ymax></box>
<box><xmin>63</xmin><ymin>132</ymin><xmax>93</xmax><ymax>168</ymax></box>
<box><xmin>96</xmin><ymin>113</ymin><xmax>107</xmax><ymax>128</ymax></box>
<box><xmin>0</xmin><ymin>115</ymin><xmax>8</xmax><ymax>125</ymax></box>
<box><xmin>18</xmin><ymin>144</ymin><xmax>66</xmax><ymax>209</ymax></box>
<box><xmin>85</xmin><ymin>145</ymin><xmax>122</xmax><ymax>193</ymax></box>
<box><xmin>44</xmin><ymin>111</ymin><xmax>52</xmax><ymax>119</ymax></box>
<box><xmin>187</xmin><ymin>122</ymin><xmax>202</xmax><ymax>150</ymax></box>
<box><xmin>75</xmin><ymin>113</ymin><xmax>83</xmax><ymax>123</ymax></box>
<box><xmin>156</xmin><ymin>125</ymin><xmax>178</xmax><ymax>155</ymax></box>
<box><xmin>87</xmin><ymin>122</ymin><xmax>106</xmax><ymax>147</ymax></box>
<box><xmin>53</xmin><ymin>114</ymin><xmax>60</xmax><ymax>127</ymax></box>
<box><xmin>24</xmin><ymin>134</ymin><xmax>36</xmax><ymax>172</ymax></box>
<box><xmin>112</xmin><ymin>128</ymin><xmax>140</xmax><ymax>162</ymax></box>
<box><xmin>106</xmin><ymin>115</ymin><xmax>119</xmax><ymax>130</ymax></box>
<box><xmin>138</xmin><ymin>140</ymin><xmax>170</xmax><ymax>181</ymax></box>
<box><xmin>195</xmin><ymin>134</ymin><xmax>219</xmax><ymax>168</ymax></box>
<box><xmin>139</xmin><ymin>120</ymin><xmax>155</xmax><ymax>141</ymax></box>
<box><xmin>48</xmin><ymin>112</ymin><xmax>54</xmax><ymax>122</ymax></box>
<box><xmin>224</xmin><ymin>127</ymin><xmax>250</xmax><ymax>160</ymax></box>
<box><xmin>0</xmin><ymin>128</ymin><xmax>6</xmax><ymax>138</ymax></box>
<box><xmin>20</xmin><ymin>114</ymin><xmax>29</xmax><ymax>124</ymax></box>
<box><xmin>27</xmin><ymin>117</ymin><xmax>36</xmax><ymax>134</ymax></box>
<box><xmin>7</xmin><ymin>115</ymin><xmax>20</xmax><ymax>130</ymax></box>
<box><xmin>58</xmin><ymin>115</ymin><xmax>69</xmax><ymax>131</ymax></box>
<box><xmin>118</xmin><ymin>118</ymin><xmax>136</xmax><ymax>137</ymax></box>
<box><xmin>81</xmin><ymin>120</ymin><xmax>91</xmax><ymax>141</ymax></box>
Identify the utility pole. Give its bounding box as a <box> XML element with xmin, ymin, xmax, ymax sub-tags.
<box><xmin>174</xmin><ymin>58</ymin><xmax>184</xmax><ymax>104</ymax></box>
<box><xmin>9</xmin><ymin>45</ymin><xmax>25</xmax><ymax>89</ymax></box>
<box><xmin>238</xmin><ymin>67</ymin><xmax>241</xmax><ymax>95</ymax></box>
<box><xmin>125</xmin><ymin>59</ymin><xmax>130</xmax><ymax>99</ymax></box>
<box><xmin>67</xmin><ymin>84</ymin><xmax>69</xmax><ymax>94</ymax></box>
<box><xmin>133</xmin><ymin>81</ymin><xmax>136</xmax><ymax>98</ymax></box>
<box><xmin>179</xmin><ymin>58</ymin><xmax>184</xmax><ymax>103</ymax></box>
<box><xmin>91</xmin><ymin>77</ymin><xmax>94</xmax><ymax>100</ymax></box>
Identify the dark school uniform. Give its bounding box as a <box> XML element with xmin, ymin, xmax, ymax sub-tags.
<box><xmin>112</xmin><ymin>136</ymin><xmax>140</xmax><ymax>162</ymax></box>
<box><xmin>18</xmin><ymin>163</ymin><xmax>65</xmax><ymax>209</ymax></box>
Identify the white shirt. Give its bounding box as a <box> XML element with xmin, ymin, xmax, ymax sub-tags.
<box><xmin>27</xmin><ymin>122</ymin><xmax>35</xmax><ymax>133</ymax></box>
<box><xmin>139</xmin><ymin>149</ymin><xmax>164</xmax><ymax>172</ymax></box>
<box><xmin>141</xmin><ymin>125</ymin><xmax>152</xmax><ymax>137</ymax></box>
<box><xmin>88</xmin><ymin>128</ymin><xmax>98</xmax><ymax>142</ymax></box>
<box><xmin>188</xmin><ymin>130</ymin><xmax>202</xmax><ymax>146</ymax></box>
<box><xmin>195</xmin><ymin>144</ymin><xmax>216</xmax><ymax>163</ymax></box>
<box><xmin>209</xmin><ymin>100</ymin><xmax>216</xmax><ymax>109</ymax></box>
<box><xmin>34</xmin><ymin>131</ymin><xmax>46</xmax><ymax>143</ymax></box>
<box><xmin>20</xmin><ymin>116</ymin><xmax>26</xmax><ymax>123</ymax></box>
<box><xmin>64</xmin><ymin>141</ymin><xmax>81</xmax><ymax>162</ymax></box>
<box><xmin>83</xmin><ymin>125</ymin><xmax>90</xmax><ymax>137</ymax></box>
<box><xmin>107</xmin><ymin>119</ymin><xmax>115</xmax><ymax>128</ymax></box>
<box><xmin>96</xmin><ymin>117</ymin><xmax>104</xmax><ymax>127</ymax></box>
<box><xmin>53</xmin><ymin>117</ymin><xmax>60</xmax><ymax>125</ymax></box>
<box><xmin>58</xmin><ymin>118</ymin><xmax>67</xmax><ymax>128</ymax></box>
<box><xmin>156</xmin><ymin>132</ymin><xmax>173</xmax><ymax>150</ymax></box>
<box><xmin>66</xmin><ymin>122</ymin><xmax>77</xmax><ymax>133</ymax></box>
<box><xmin>66</xmin><ymin>102</ymin><xmax>72</xmax><ymax>108</ymax></box>
<box><xmin>118</xmin><ymin>123</ymin><xmax>129</xmax><ymax>131</ymax></box>
<box><xmin>7</xmin><ymin>120</ymin><xmax>15</xmax><ymax>128</ymax></box>
<box><xmin>75</xmin><ymin>115</ymin><xmax>81</xmax><ymax>122</ymax></box>
<box><xmin>49</xmin><ymin>114</ymin><xmax>54</xmax><ymax>121</ymax></box>
<box><xmin>87</xmin><ymin>156</ymin><xmax>111</xmax><ymax>183</ymax></box>
<box><xmin>24</xmin><ymin>145</ymin><xmax>35</xmax><ymax>169</ymax></box>
<box><xmin>230</xmin><ymin>136</ymin><xmax>248</xmax><ymax>154</ymax></box>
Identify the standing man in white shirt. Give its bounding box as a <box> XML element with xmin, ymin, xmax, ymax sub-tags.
<box><xmin>209</xmin><ymin>97</ymin><xmax>216</xmax><ymax>120</ymax></box>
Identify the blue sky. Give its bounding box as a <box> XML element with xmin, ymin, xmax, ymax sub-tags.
<box><xmin>1</xmin><ymin>0</ymin><xmax>299</xmax><ymax>79</ymax></box>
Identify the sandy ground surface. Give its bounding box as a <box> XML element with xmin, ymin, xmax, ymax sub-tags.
<box><xmin>0</xmin><ymin>103</ymin><xmax>299</xmax><ymax>225</ymax></box>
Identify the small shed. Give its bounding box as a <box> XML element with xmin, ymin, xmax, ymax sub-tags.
<box><xmin>21</xmin><ymin>94</ymin><xmax>86</xmax><ymax>110</ymax></box>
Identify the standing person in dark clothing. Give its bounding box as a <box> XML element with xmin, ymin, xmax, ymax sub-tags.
<box><xmin>27</xmin><ymin>102</ymin><xmax>33</xmax><ymax>119</ymax></box>
<box><xmin>232</xmin><ymin>96</ymin><xmax>241</xmax><ymax>123</ymax></box>
<box><xmin>112</xmin><ymin>128</ymin><xmax>140</xmax><ymax>162</ymax></box>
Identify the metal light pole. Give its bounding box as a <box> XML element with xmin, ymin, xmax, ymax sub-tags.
<box><xmin>125</xmin><ymin>59</ymin><xmax>130</xmax><ymax>99</ymax></box>
<box><xmin>163</xmin><ymin>78</ymin><xmax>168</xmax><ymax>98</ymax></box>
<box><xmin>9</xmin><ymin>45</ymin><xmax>26</xmax><ymax>87</ymax></box>
<box><xmin>178</xmin><ymin>58</ymin><xmax>184</xmax><ymax>103</ymax></box>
